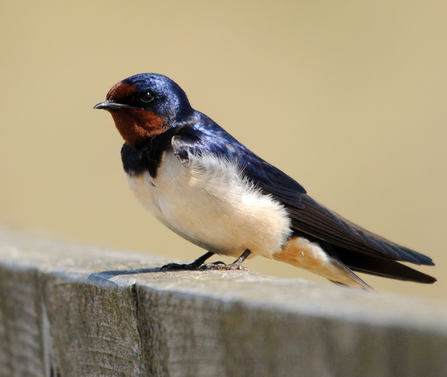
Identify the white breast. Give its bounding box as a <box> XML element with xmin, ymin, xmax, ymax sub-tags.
<box><xmin>126</xmin><ymin>151</ymin><xmax>291</xmax><ymax>258</ymax></box>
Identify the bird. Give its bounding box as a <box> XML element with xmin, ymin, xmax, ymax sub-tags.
<box><xmin>94</xmin><ymin>73</ymin><xmax>436</xmax><ymax>290</ymax></box>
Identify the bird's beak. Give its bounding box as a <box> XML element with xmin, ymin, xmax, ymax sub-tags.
<box><xmin>93</xmin><ymin>101</ymin><xmax>133</xmax><ymax>111</ymax></box>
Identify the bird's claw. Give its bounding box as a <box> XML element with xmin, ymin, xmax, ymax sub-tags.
<box><xmin>199</xmin><ymin>262</ymin><xmax>250</xmax><ymax>271</ymax></box>
<box><xmin>160</xmin><ymin>260</ymin><xmax>249</xmax><ymax>272</ymax></box>
<box><xmin>160</xmin><ymin>262</ymin><xmax>200</xmax><ymax>272</ymax></box>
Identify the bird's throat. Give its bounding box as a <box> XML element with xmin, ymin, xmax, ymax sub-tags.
<box><xmin>110</xmin><ymin>109</ymin><xmax>166</xmax><ymax>148</ymax></box>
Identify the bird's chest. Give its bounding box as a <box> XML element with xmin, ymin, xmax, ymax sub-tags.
<box><xmin>126</xmin><ymin>151</ymin><xmax>291</xmax><ymax>257</ymax></box>
<box><xmin>126</xmin><ymin>152</ymin><xmax>213</xmax><ymax>236</ymax></box>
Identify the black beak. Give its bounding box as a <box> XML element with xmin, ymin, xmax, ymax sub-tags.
<box><xmin>93</xmin><ymin>101</ymin><xmax>134</xmax><ymax>110</ymax></box>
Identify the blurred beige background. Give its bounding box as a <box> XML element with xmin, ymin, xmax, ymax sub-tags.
<box><xmin>1</xmin><ymin>1</ymin><xmax>446</xmax><ymax>301</ymax></box>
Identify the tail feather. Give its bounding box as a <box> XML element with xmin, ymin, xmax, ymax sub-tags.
<box><xmin>332</xmin><ymin>245</ymin><xmax>437</xmax><ymax>284</ymax></box>
<box><xmin>276</xmin><ymin>233</ymin><xmax>436</xmax><ymax>290</ymax></box>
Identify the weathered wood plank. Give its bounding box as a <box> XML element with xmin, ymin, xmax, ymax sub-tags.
<box><xmin>0</xmin><ymin>228</ymin><xmax>447</xmax><ymax>377</ymax></box>
<box><xmin>0</xmin><ymin>266</ymin><xmax>49</xmax><ymax>377</ymax></box>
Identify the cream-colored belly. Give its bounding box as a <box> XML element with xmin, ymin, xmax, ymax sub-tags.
<box><xmin>126</xmin><ymin>151</ymin><xmax>291</xmax><ymax>258</ymax></box>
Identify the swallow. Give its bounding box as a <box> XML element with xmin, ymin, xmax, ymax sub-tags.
<box><xmin>94</xmin><ymin>73</ymin><xmax>436</xmax><ymax>290</ymax></box>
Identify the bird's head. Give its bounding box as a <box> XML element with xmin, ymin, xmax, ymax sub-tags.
<box><xmin>94</xmin><ymin>73</ymin><xmax>193</xmax><ymax>147</ymax></box>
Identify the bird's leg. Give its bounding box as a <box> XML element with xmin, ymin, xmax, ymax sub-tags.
<box><xmin>199</xmin><ymin>249</ymin><xmax>252</xmax><ymax>271</ymax></box>
<box><xmin>160</xmin><ymin>251</ymin><xmax>215</xmax><ymax>271</ymax></box>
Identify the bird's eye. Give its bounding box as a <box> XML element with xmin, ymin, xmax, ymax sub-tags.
<box><xmin>140</xmin><ymin>91</ymin><xmax>155</xmax><ymax>103</ymax></box>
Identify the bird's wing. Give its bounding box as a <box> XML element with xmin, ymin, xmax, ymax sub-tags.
<box><xmin>287</xmin><ymin>195</ymin><xmax>434</xmax><ymax>265</ymax></box>
<box><xmin>172</xmin><ymin>122</ymin><xmax>434</xmax><ymax>267</ymax></box>
<box><xmin>172</xmin><ymin>121</ymin><xmax>306</xmax><ymax>207</ymax></box>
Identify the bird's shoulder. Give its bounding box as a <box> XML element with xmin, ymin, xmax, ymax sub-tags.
<box><xmin>171</xmin><ymin>113</ymin><xmax>307</xmax><ymax>208</ymax></box>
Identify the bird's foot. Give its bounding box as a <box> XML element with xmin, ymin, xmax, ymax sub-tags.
<box><xmin>160</xmin><ymin>261</ymin><xmax>249</xmax><ymax>272</ymax></box>
<box><xmin>160</xmin><ymin>250</ymin><xmax>251</xmax><ymax>272</ymax></box>
<box><xmin>160</xmin><ymin>262</ymin><xmax>200</xmax><ymax>271</ymax></box>
<box><xmin>200</xmin><ymin>263</ymin><xmax>250</xmax><ymax>271</ymax></box>
<box><xmin>198</xmin><ymin>261</ymin><xmax>250</xmax><ymax>271</ymax></box>
<box><xmin>160</xmin><ymin>251</ymin><xmax>215</xmax><ymax>272</ymax></box>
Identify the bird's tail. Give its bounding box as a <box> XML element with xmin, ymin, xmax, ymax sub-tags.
<box><xmin>273</xmin><ymin>236</ymin><xmax>374</xmax><ymax>291</ymax></box>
